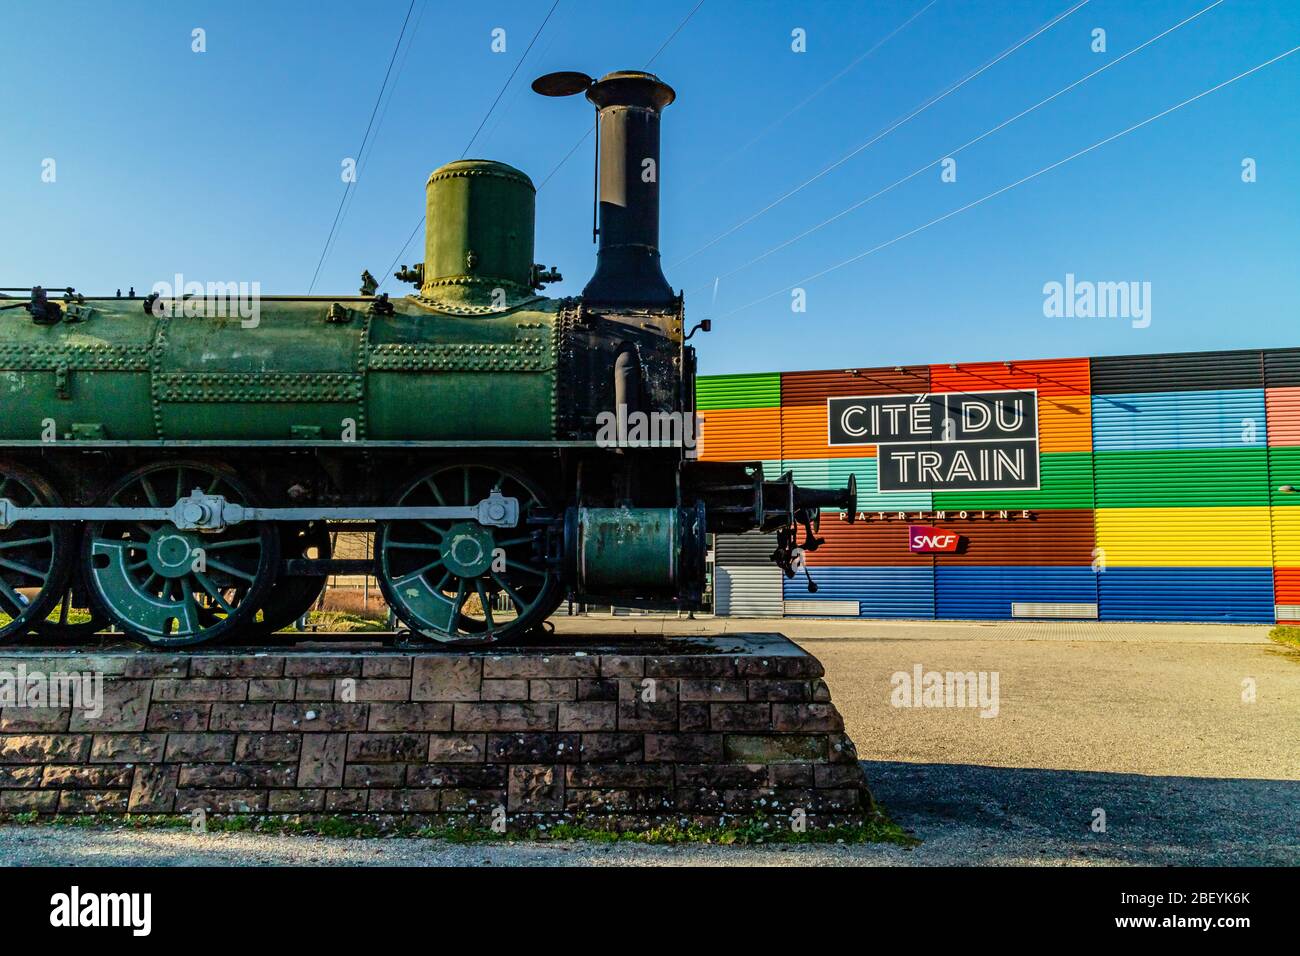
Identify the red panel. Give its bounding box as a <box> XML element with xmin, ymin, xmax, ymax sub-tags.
<box><xmin>781</xmin><ymin>366</ymin><xmax>930</xmax><ymax>406</ymax></box>
<box><xmin>805</xmin><ymin>514</ymin><xmax>933</xmax><ymax>567</ymax></box>
<box><xmin>1273</xmin><ymin>567</ymin><xmax>1300</xmax><ymax>604</ymax></box>
<box><xmin>928</xmin><ymin>357</ymin><xmax>1091</xmax><ymax>397</ymax></box>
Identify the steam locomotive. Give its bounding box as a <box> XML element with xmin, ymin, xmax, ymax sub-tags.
<box><xmin>0</xmin><ymin>70</ymin><xmax>854</xmax><ymax>648</ymax></box>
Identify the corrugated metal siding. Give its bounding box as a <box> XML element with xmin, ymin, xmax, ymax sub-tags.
<box><xmin>781</xmin><ymin>366</ymin><xmax>930</xmax><ymax>405</ymax></box>
<box><xmin>696</xmin><ymin>373</ymin><xmax>781</xmax><ymax>409</ymax></box>
<box><xmin>1039</xmin><ymin>395</ymin><xmax>1093</xmax><ymax>452</ymax></box>
<box><xmin>1270</xmin><ymin>507</ymin><xmax>1300</xmax><ymax>565</ymax></box>
<box><xmin>781</xmin><ymin>404</ymin><xmax>871</xmax><ymax>459</ymax></box>
<box><xmin>1272</xmin><ymin>567</ymin><xmax>1300</xmax><ymax>604</ymax></box>
<box><xmin>1093</xmin><ymin>449</ymin><xmax>1270</xmax><ymax>508</ymax></box>
<box><xmin>1267</xmin><ymin>448</ymin><xmax>1300</xmax><ymax>506</ymax></box>
<box><xmin>784</xmin><ymin>599</ymin><xmax>859</xmax><ymax>616</ymax></box>
<box><xmin>786</xmin><ymin>566</ymin><xmax>935</xmax><ymax>618</ymax></box>
<box><xmin>1265</xmin><ymin>387</ymin><xmax>1300</xmax><ymax>445</ymax></box>
<box><xmin>932</xmin><ymin>451</ymin><xmax>1095</xmax><ymax>510</ymax></box>
<box><xmin>935</xmin><ymin>567</ymin><xmax>1098</xmax><ymax>619</ymax></box>
<box><xmin>698</xmin><ymin>407</ymin><xmax>782</xmax><ymax>461</ymax></box>
<box><xmin>929</xmin><ymin>357</ymin><xmax>1090</xmax><ymax>396</ymax></box>
<box><xmin>1094</xmin><ymin>507</ymin><xmax>1272</xmax><ymax>567</ymax></box>
<box><xmin>713</xmin><ymin>533</ymin><xmax>777</xmax><ymax>566</ymax></box>
<box><xmin>1098</xmin><ymin>568</ymin><xmax>1274</xmax><ymax>622</ymax></box>
<box><xmin>1091</xmin><ymin>390</ymin><xmax>1267</xmax><ymax>451</ymax></box>
<box><xmin>1090</xmin><ymin>350</ymin><xmax>1263</xmax><ymax>394</ymax></box>
<box><xmin>781</xmin><ymin>458</ymin><xmax>932</xmax><ymax>511</ymax></box>
<box><xmin>805</xmin><ymin>517</ymin><xmax>934</xmax><ymax>567</ymax></box>
<box><xmin>1262</xmin><ymin>349</ymin><xmax>1300</xmax><ymax>387</ymax></box>
<box><xmin>933</xmin><ymin>510</ymin><xmax>1095</xmax><ymax>566</ymax></box>
<box><xmin>714</xmin><ymin>566</ymin><xmax>783</xmax><ymax>617</ymax></box>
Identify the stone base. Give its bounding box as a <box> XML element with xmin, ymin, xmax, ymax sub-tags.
<box><xmin>0</xmin><ymin>633</ymin><xmax>870</xmax><ymax>828</ymax></box>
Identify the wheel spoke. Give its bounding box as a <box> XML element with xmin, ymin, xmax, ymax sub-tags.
<box><xmin>140</xmin><ymin>475</ymin><xmax>160</xmax><ymax>507</ymax></box>
<box><xmin>476</xmin><ymin>579</ymin><xmax>494</xmax><ymax>628</ymax></box>
<box><xmin>0</xmin><ymin>555</ymin><xmax>47</xmax><ymax>581</ymax></box>
<box><xmin>0</xmin><ymin>535</ymin><xmax>53</xmax><ymax>551</ymax></box>
<box><xmin>385</xmin><ymin>540</ymin><xmax>442</xmax><ymax>552</ymax></box>
<box><xmin>462</xmin><ymin>468</ymin><xmax>471</xmax><ymax>505</ymax></box>
<box><xmin>424</xmin><ymin>477</ymin><xmax>446</xmax><ymax>506</ymax></box>
<box><xmin>505</xmin><ymin>558</ymin><xmax>545</xmax><ymax>578</ymax></box>
<box><xmin>494</xmin><ymin>535</ymin><xmax>534</xmax><ymax>548</ymax></box>
<box><xmin>0</xmin><ymin>577</ymin><xmax>25</xmax><ymax>616</ymax></box>
<box><xmin>203</xmin><ymin>537</ymin><xmax>262</xmax><ymax>551</ymax></box>
<box><xmin>489</xmin><ymin>570</ymin><xmax>527</xmax><ymax>611</ymax></box>
<box><xmin>451</xmin><ymin>578</ymin><xmax>467</xmax><ymax>635</ymax></box>
<box><xmin>190</xmin><ymin>572</ymin><xmax>235</xmax><ymax>613</ymax></box>
<box><xmin>205</xmin><ymin>557</ymin><xmax>257</xmax><ymax>583</ymax></box>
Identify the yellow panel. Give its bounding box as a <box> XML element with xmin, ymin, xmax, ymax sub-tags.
<box><xmin>1271</xmin><ymin>507</ymin><xmax>1300</xmax><ymax>565</ymax></box>
<box><xmin>1095</xmin><ymin>507</ymin><xmax>1272</xmax><ymax>567</ymax></box>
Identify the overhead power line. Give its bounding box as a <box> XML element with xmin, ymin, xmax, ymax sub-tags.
<box><xmin>308</xmin><ymin>0</ymin><xmax>418</xmax><ymax>293</ymax></box>
<box><xmin>669</xmin><ymin>0</ymin><xmax>1093</xmax><ymax>270</ymax></box>
<box><xmin>708</xmin><ymin>0</ymin><xmax>938</xmax><ymax>174</ymax></box>
<box><xmin>692</xmin><ymin>0</ymin><xmax>1228</xmax><ymax>298</ymax></box>
<box><xmin>716</xmin><ymin>44</ymin><xmax>1300</xmax><ymax>320</ymax></box>
<box><xmin>377</xmin><ymin>0</ymin><xmax>563</xmax><ymax>292</ymax></box>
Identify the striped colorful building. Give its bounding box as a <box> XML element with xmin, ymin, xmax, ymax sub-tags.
<box><xmin>699</xmin><ymin>348</ymin><xmax>1300</xmax><ymax>623</ymax></box>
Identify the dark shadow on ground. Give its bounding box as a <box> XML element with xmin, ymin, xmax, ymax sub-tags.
<box><xmin>864</xmin><ymin>759</ymin><xmax>1300</xmax><ymax>865</ymax></box>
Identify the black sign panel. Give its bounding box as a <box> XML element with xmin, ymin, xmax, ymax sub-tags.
<box><xmin>825</xmin><ymin>390</ymin><xmax>1041</xmax><ymax>493</ymax></box>
<box><xmin>827</xmin><ymin>390</ymin><xmax>1038</xmax><ymax>446</ymax></box>
<box><xmin>876</xmin><ymin>439</ymin><xmax>1040</xmax><ymax>492</ymax></box>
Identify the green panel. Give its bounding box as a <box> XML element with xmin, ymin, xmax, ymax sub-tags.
<box><xmin>696</xmin><ymin>373</ymin><xmax>780</xmax><ymax>410</ymax></box>
<box><xmin>1095</xmin><ymin>448</ymin><xmax>1269</xmax><ymax>507</ymax></box>
<box><xmin>1268</xmin><ymin>447</ymin><xmax>1300</xmax><ymax>506</ymax></box>
<box><xmin>933</xmin><ymin>452</ymin><xmax>1095</xmax><ymax>510</ymax></box>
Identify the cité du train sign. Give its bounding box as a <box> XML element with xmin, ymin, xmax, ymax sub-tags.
<box><xmin>826</xmin><ymin>389</ymin><xmax>1041</xmax><ymax>492</ymax></box>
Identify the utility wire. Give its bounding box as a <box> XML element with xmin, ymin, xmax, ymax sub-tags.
<box><xmin>716</xmin><ymin>44</ymin><xmax>1300</xmax><ymax>320</ymax></box>
<box><xmin>692</xmin><ymin>0</ymin><xmax>1227</xmax><ymax>298</ymax></box>
<box><xmin>308</xmin><ymin>0</ymin><xmax>417</xmax><ymax>293</ymax></box>
<box><xmin>536</xmin><ymin>0</ymin><xmax>706</xmax><ymax>191</ymax></box>
<box><xmin>377</xmin><ymin>0</ymin><xmax>563</xmax><ymax>292</ymax></box>
<box><xmin>669</xmin><ymin>0</ymin><xmax>1092</xmax><ymax>269</ymax></box>
<box><xmin>708</xmin><ymin>0</ymin><xmax>938</xmax><ymax>175</ymax></box>
<box><xmin>318</xmin><ymin>0</ymin><xmax>431</xmax><ymax>283</ymax></box>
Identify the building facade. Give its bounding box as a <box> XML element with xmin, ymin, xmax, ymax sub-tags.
<box><xmin>700</xmin><ymin>348</ymin><xmax>1300</xmax><ymax>624</ymax></box>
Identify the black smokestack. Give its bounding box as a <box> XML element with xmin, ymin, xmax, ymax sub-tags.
<box><xmin>583</xmin><ymin>70</ymin><xmax>676</xmax><ymax>308</ymax></box>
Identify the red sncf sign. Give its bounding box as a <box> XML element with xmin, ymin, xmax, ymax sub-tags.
<box><xmin>908</xmin><ymin>524</ymin><xmax>960</xmax><ymax>553</ymax></box>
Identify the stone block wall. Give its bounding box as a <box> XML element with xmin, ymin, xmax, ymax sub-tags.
<box><xmin>0</xmin><ymin>634</ymin><xmax>870</xmax><ymax>827</ymax></box>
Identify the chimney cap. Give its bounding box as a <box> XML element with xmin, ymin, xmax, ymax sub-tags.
<box><xmin>587</xmin><ymin>70</ymin><xmax>676</xmax><ymax>111</ymax></box>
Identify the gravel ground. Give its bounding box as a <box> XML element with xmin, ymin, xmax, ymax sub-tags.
<box><xmin>3</xmin><ymin>619</ymin><xmax>1296</xmax><ymax>866</ymax></box>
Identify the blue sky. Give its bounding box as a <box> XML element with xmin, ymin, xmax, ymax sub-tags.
<box><xmin>2</xmin><ymin>0</ymin><xmax>1297</xmax><ymax>375</ymax></box>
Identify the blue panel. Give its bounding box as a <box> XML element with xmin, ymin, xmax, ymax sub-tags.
<box><xmin>935</xmin><ymin>567</ymin><xmax>1099</xmax><ymax>620</ymax></box>
<box><xmin>779</xmin><ymin>458</ymin><xmax>932</xmax><ymax>511</ymax></box>
<box><xmin>784</xmin><ymin>566</ymin><xmax>935</xmax><ymax>619</ymax></box>
<box><xmin>1098</xmin><ymin>567</ymin><xmax>1275</xmax><ymax>623</ymax></box>
<box><xmin>1091</xmin><ymin>389</ymin><xmax>1266</xmax><ymax>451</ymax></box>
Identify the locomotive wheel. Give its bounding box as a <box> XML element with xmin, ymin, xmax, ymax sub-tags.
<box><xmin>83</xmin><ymin>461</ymin><xmax>278</xmax><ymax>648</ymax></box>
<box><xmin>376</xmin><ymin>463</ymin><xmax>560</xmax><ymax>645</ymax></box>
<box><xmin>0</xmin><ymin>462</ymin><xmax>73</xmax><ymax>643</ymax></box>
<box><xmin>36</xmin><ymin>528</ymin><xmax>111</xmax><ymax>641</ymax></box>
<box><xmin>248</xmin><ymin>521</ymin><xmax>332</xmax><ymax>636</ymax></box>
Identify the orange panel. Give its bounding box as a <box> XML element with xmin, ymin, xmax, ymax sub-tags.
<box><xmin>1038</xmin><ymin>395</ymin><xmax>1092</xmax><ymax>452</ymax></box>
<box><xmin>780</xmin><ymin>404</ymin><xmax>875</xmax><ymax>460</ymax></box>
<box><xmin>698</xmin><ymin>407</ymin><xmax>781</xmax><ymax>461</ymax></box>
<box><xmin>928</xmin><ymin>357</ymin><xmax>1090</xmax><ymax>397</ymax></box>
<box><xmin>782</xmin><ymin>366</ymin><xmax>930</xmax><ymax>406</ymax></box>
<box><xmin>1266</xmin><ymin>388</ymin><xmax>1300</xmax><ymax>446</ymax></box>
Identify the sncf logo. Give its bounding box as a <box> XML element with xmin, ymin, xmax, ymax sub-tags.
<box><xmin>909</xmin><ymin>524</ymin><xmax>960</xmax><ymax>553</ymax></box>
